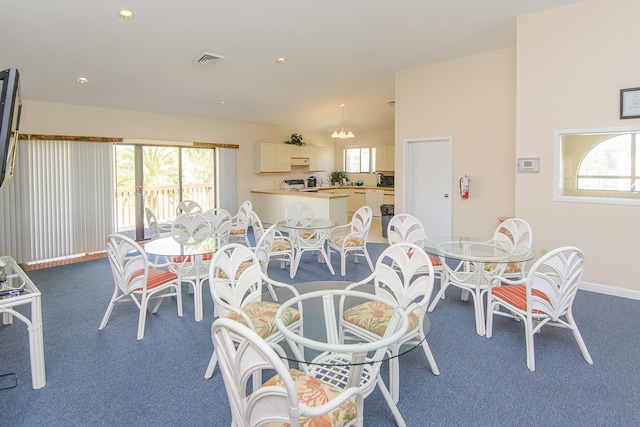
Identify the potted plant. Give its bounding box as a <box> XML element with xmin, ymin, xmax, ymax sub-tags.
<box><xmin>330</xmin><ymin>171</ymin><xmax>349</xmax><ymax>186</ymax></box>
<box><xmin>284</xmin><ymin>133</ymin><xmax>305</xmax><ymax>146</ymax></box>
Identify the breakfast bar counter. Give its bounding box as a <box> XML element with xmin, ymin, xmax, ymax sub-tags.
<box><xmin>251</xmin><ymin>188</ymin><xmax>348</xmax><ymax>225</ymax></box>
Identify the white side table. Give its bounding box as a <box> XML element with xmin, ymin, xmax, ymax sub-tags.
<box><xmin>0</xmin><ymin>256</ymin><xmax>46</xmax><ymax>389</ymax></box>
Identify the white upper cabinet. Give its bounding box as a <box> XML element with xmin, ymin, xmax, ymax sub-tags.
<box><xmin>254</xmin><ymin>143</ymin><xmax>327</xmax><ymax>173</ymax></box>
<box><xmin>277</xmin><ymin>144</ymin><xmax>299</xmax><ymax>172</ymax></box>
<box><xmin>376</xmin><ymin>145</ymin><xmax>395</xmax><ymax>172</ymax></box>
<box><xmin>300</xmin><ymin>146</ymin><xmax>327</xmax><ymax>171</ymax></box>
<box><xmin>254</xmin><ymin>143</ymin><xmax>279</xmax><ymax>173</ymax></box>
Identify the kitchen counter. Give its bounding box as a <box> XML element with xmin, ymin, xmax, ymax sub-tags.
<box><xmin>317</xmin><ymin>185</ymin><xmax>394</xmax><ymax>191</ymax></box>
<box><xmin>251</xmin><ymin>188</ymin><xmax>348</xmax><ymax>225</ymax></box>
<box><xmin>251</xmin><ymin>188</ymin><xmax>349</xmax><ymax>198</ymax></box>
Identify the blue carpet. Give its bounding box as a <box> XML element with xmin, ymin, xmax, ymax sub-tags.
<box><xmin>0</xmin><ymin>243</ymin><xmax>639</xmax><ymax>426</ymax></box>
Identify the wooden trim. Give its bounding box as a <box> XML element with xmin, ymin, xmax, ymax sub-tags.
<box><xmin>18</xmin><ymin>134</ymin><xmax>122</xmax><ymax>143</ymax></box>
<box><xmin>194</xmin><ymin>142</ymin><xmax>239</xmax><ymax>149</ymax></box>
<box><xmin>16</xmin><ymin>134</ymin><xmax>239</xmax><ymax>149</ymax></box>
<box><xmin>21</xmin><ymin>251</ymin><xmax>107</xmax><ymax>271</ymax></box>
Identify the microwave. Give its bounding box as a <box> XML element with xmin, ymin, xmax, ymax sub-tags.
<box><xmin>378</xmin><ymin>175</ymin><xmax>394</xmax><ymax>187</ymax></box>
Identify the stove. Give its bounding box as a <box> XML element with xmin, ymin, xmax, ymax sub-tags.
<box><xmin>281</xmin><ymin>179</ymin><xmax>305</xmax><ymax>190</ymax></box>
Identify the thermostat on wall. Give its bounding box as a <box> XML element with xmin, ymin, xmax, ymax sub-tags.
<box><xmin>517</xmin><ymin>157</ymin><xmax>539</xmax><ymax>172</ymax></box>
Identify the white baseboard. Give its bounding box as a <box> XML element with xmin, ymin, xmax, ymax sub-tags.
<box><xmin>580</xmin><ymin>281</ymin><xmax>640</xmax><ymax>300</ymax></box>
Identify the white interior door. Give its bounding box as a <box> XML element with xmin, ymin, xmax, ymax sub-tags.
<box><xmin>404</xmin><ymin>138</ymin><xmax>452</xmax><ymax>237</ymax></box>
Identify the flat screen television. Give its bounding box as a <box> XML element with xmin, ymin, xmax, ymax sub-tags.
<box><xmin>0</xmin><ymin>68</ymin><xmax>22</xmax><ymax>188</ymax></box>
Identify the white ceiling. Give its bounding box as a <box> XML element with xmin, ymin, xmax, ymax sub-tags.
<box><xmin>1</xmin><ymin>0</ymin><xmax>582</xmax><ymax>134</ymax></box>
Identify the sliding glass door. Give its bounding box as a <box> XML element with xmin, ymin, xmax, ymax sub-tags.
<box><xmin>114</xmin><ymin>144</ymin><xmax>215</xmax><ymax>240</ymax></box>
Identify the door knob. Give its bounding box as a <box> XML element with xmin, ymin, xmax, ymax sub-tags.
<box><xmin>444</xmin><ymin>194</ymin><xmax>449</xmax><ymax>198</ymax></box>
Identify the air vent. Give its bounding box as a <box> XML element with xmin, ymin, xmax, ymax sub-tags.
<box><xmin>193</xmin><ymin>51</ymin><xmax>225</xmax><ymax>68</ymax></box>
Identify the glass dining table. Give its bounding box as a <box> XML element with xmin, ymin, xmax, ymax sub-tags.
<box><xmin>269</xmin><ymin>281</ymin><xmax>428</xmax><ymax>427</ymax></box>
<box><xmin>424</xmin><ymin>236</ymin><xmax>535</xmax><ymax>336</ymax></box>
<box><xmin>277</xmin><ymin>218</ymin><xmax>337</xmax><ymax>277</ymax></box>
<box><xmin>144</xmin><ymin>235</ymin><xmax>226</xmax><ymax>322</ymax></box>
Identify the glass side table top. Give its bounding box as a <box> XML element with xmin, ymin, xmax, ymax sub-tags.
<box><xmin>277</xmin><ymin>218</ymin><xmax>337</xmax><ymax>230</ymax></box>
<box><xmin>424</xmin><ymin>236</ymin><xmax>535</xmax><ymax>263</ymax></box>
<box><xmin>143</xmin><ymin>235</ymin><xmax>226</xmax><ymax>257</ymax></box>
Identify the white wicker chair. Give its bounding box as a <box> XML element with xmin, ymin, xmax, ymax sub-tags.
<box><xmin>327</xmin><ymin>206</ymin><xmax>374</xmax><ymax>276</ymax></box>
<box><xmin>144</xmin><ymin>206</ymin><xmax>171</xmax><ymax>240</ymax></box>
<box><xmin>201</xmin><ymin>208</ymin><xmax>232</xmax><ymax>241</ymax></box>
<box><xmin>386</xmin><ymin>213</ymin><xmax>447</xmax><ymax>293</ymax></box>
<box><xmin>252</xmin><ymin>214</ymin><xmax>294</xmax><ymax>278</ymax></box>
<box><xmin>486</xmin><ymin>217</ymin><xmax>533</xmax><ymax>279</ymax></box>
<box><xmin>100</xmin><ymin>233</ymin><xmax>183</xmax><ymax>340</ymax></box>
<box><xmin>212</xmin><ymin>318</ymin><xmax>363</xmax><ymax>427</ymax></box>
<box><xmin>229</xmin><ymin>200</ymin><xmax>252</xmax><ymax>245</ymax></box>
<box><xmin>170</xmin><ymin>213</ymin><xmax>213</xmax><ymax>320</ymax></box>
<box><xmin>204</xmin><ymin>244</ymin><xmax>302</xmax><ymax>379</ymax></box>
<box><xmin>339</xmin><ymin>242</ymin><xmax>440</xmax><ymax>403</ymax></box>
<box><xmin>486</xmin><ymin>246</ymin><xmax>593</xmax><ymax>372</ymax></box>
<box><xmin>175</xmin><ymin>199</ymin><xmax>202</xmax><ymax>215</ymax></box>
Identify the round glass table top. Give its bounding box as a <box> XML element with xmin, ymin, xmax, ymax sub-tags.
<box><xmin>266</xmin><ymin>281</ymin><xmax>429</xmax><ymax>366</ymax></box>
<box><xmin>143</xmin><ymin>235</ymin><xmax>225</xmax><ymax>257</ymax></box>
<box><xmin>277</xmin><ymin>218</ymin><xmax>337</xmax><ymax>230</ymax></box>
<box><xmin>424</xmin><ymin>236</ymin><xmax>535</xmax><ymax>263</ymax></box>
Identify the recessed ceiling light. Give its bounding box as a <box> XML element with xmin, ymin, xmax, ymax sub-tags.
<box><xmin>76</xmin><ymin>77</ymin><xmax>90</xmax><ymax>84</ymax></box>
<box><xmin>218</xmin><ymin>99</ymin><xmax>229</xmax><ymax>104</ymax></box>
<box><xmin>118</xmin><ymin>10</ymin><xmax>135</xmax><ymax>19</ymax></box>
<box><xmin>275</xmin><ymin>57</ymin><xmax>286</xmax><ymax>64</ymax></box>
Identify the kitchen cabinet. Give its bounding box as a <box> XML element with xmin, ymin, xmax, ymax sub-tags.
<box><xmin>254</xmin><ymin>143</ymin><xmax>279</xmax><ymax>173</ymax></box>
<box><xmin>254</xmin><ymin>143</ymin><xmax>327</xmax><ymax>173</ymax></box>
<box><xmin>383</xmin><ymin>193</ymin><xmax>394</xmax><ymax>205</ymax></box>
<box><xmin>376</xmin><ymin>145</ymin><xmax>395</xmax><ymax>172</ymax></box>
<box><xmin>300</xmin><ymin>146</ymin><xmax>327</xmax><ymax>171</ymax></box>
<box><xmin>277</xmin><ymin>144</ymin><xmax>299</xmax><ymax>172</ymax></box>
<box><xmin>350</xmin><ymin>189</ymin><xmax>366</xmax><ymax>214</ymax></box>
<box><xmin>320</xmin><ymin>186</ymin><xmax>388</xmax><ymax>215</ymax></box>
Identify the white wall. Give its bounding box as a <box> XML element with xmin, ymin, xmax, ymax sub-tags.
<box><xmin>395</xmin><ymin>0</ymin><xmax>640</xmax><ymax>295</ymax></box>
<box><xmin>516</xmin><ymin>0</ymin><xmax>640</xmax><ymax>294</ymax></box>
<box><xmin>395</xmin><ymin>48</ymin><xmax>516</xmax><ymax>237</ymax></box>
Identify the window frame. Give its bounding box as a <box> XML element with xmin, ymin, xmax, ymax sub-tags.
<box><xmin>553</xmin><ymin>126</ymin><xmax>640</xmax><ymax>206</ymax></box>
<box><xmin>343</xmin><ymin>146</ymin><xmax>376</xmax><ymax>173</ymax></box>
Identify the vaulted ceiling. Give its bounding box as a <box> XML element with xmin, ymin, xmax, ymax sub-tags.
<box><xmin>1</xmin><ymin>0</ymin><xmax>582</xmax><ymax>133</ymax></box>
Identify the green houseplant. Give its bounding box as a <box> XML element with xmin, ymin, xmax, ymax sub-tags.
<box><xmin>331</xmin><ymin>171</ymin><xmax>349</xmax><ymax>185</ymax></box>
<box><xmin>284</xmin><ymin>133</ymin><xmax>305</xmax><ymax>146</ymax></box>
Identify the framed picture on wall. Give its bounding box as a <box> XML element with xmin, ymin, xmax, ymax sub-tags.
<box><xmin>620</xmin><ymin>87</ymin><xmax>640</xmax><ymax>119</ymax></box>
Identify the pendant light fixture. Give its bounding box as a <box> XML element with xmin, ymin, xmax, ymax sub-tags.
<box><xmin>331</xmin><ymin>103</ymin><xmax>355</xmax><ymax>139</ymax></box>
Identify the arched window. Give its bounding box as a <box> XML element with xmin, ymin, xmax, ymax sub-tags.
<box><xmin>555</xmin><ymin>128</ymin><xmax>640</xmax><ymax>205</ymax></box>
<box><xmin>577</xmin><ymin>133</ymin><xmax>638</xmax><ymax>192</ymax></box>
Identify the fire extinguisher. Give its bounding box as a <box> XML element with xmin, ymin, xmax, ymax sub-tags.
<box><xmin>460</xmin><ymin>174</ymin><xmax>470</xmax><ymax>199</ymax></box>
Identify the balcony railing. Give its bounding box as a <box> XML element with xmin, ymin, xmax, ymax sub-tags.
<box><xmin>115</xmin><ymin>184</ymin><xmax>215</xmax><ymax>228</ymax></box>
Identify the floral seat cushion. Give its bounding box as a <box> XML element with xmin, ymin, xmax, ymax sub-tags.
<box><xmin>263</xmin><ymin>368</ymin><xmax>358</xmax><ymax>427</ymax></box>
<box><xmin>216</xmin><ymin>262</ymin><xmax>252</xmax><ymax>279</ymax></box>
<box><xmin>272</xmin><ymin>239</ymin><xmax>292</xmax><ymax>252</ymax></box>
<box><xmin>226</xmin><ymin>301</ymin><xmax>300</xmax><ymax>339</ymax></box>
<box><xmin>298</xmin><ymin>229</ymin><xmax>317</xmax><ymax>240</ymax></box>
<box><xmin>329</xmin><ymin>236</ymin><xmax>364</xmax><ymax>247</ymax></box>
<box><xmin>342</xmin><ymin>301</ymin><xmax>418</xmax><ymax>336</ymax></box>
<box><xmin>230</xmin><ymin>227</ymin><xmax>246</xmax><ymax>235</ymax></box>
<box><xmin>171</xmin><ymin>253</ymin><xmax>213</xmax><ymax>263</ymax></box>
<box><xmin>483</xmin><ymin>262</ymin><xmax>522</xmax><ymax>274</ymax></box>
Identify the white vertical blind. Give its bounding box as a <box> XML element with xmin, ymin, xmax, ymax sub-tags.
<box><xmin>217</xmin><ymin>147</ymin><xmax>237</xmax><ymax>213</ymax></box>
<box><xmin>0</xmin><ymin>139</ymin><xmax>113</xmax><ymax>263</ymax></box>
